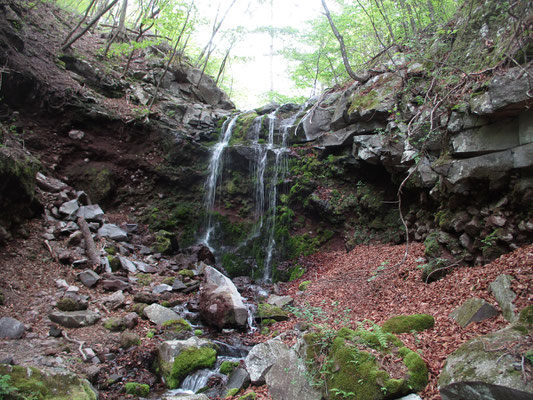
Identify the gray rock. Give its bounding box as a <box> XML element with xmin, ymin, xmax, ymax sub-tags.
<box><xmin>439</xmin><ymin>326</ymin><xmax>533</xmax><ymax>400</ymax></box>
<box><xmin>100</xmin><ymin>290</ymin><xmax>125</xmax><ymax>310</ymax></box>
<box><xmin>144</xmin><ymin>303</ymin><xmax>181</xmax><ymax>325</ymax></box>
<box><xmin>226</xmin><ymin>367</ymin><xmax>250</xmax><ymax>391</ymax></box>
<box><xmin>35</xmin><ymin>172</ymin><xmax>68</xmax><ymax>193</ymax></box>
<box><xmin>163</xmin><ymin>394</ymin><xmax>209</xmax><ymax>400</ymax></box>
<box><xmin>101</xmin><ymin>279</ymin><xmax>130</xmax><ymax>291</ymax></box>
<box><xmin>59</xmin><ymin>199</ymin><xmax>80</xmax><ymax>218</ymax></box>
<box><xmin>153</xmin><ymin>284</ymin><xmax>173</xmax><ymax>294</ymax></box>
<box><xmin>450</xmin><ymin>298</ymin><xmax>499</xmax><ymax>328</ymax></box>
<box><xmin>0</xmin><ymin>317</ymin><xmax>25</xmax><ymax>339</ymax></box>
<box><xmin>172</xmin><ymin>279</ymin><xmax>187</xmax><ymax>291</ymax></box>
<box><xmin>451</xmin><ymin>119</ymin><xmax>519</xmax><ymax>156</ymax></box>
<box><xmin>118</xmin><ymin>256</ymin><xmax>137</xmax><ymax>273</ymax></box>
<box><xmin>57</xmin><ymin>293</ymin><xmax>89</xmax><ymax>311</ymax></box>
<box><xmin>267</xmin><ymin>295</ymin><xmax>293</xmax><ymax>308</ymax></box>
<box><xmin>245</xmin><ymin>337</ymin><xmax>291</xmax><ymax>384</ymax></box>
<box><xmin>134</xmin><ymin>260</ymin><xmax>157</xmax><ymax>273</ymax></box>
<box><xmin>199</xmin><ymin>265</ymin><xmax>248</xmax><ymax>330</ymax></box>
<box><xmin>301</xmin><ymin>105</ymin><xmax>333</xmax><ymax>141</ymax></box>
<box><xmin>397</xmin><ymin>395</ymin><xmax>423</xmax><ymax>400</ymax></box>
<box><xmin>265</xmin><ymin>341</ymin><xmax>322</xmax><ymax>400</ymax></box>
<box><xmin>489</xmin><ymin>274</ymin><xmax>517</xmax><ymax>322</ymax></box>
<box><xmin>98</xmin><ymin>224</ymin><xmax>128</xmax><ymax>242</ymax></box>
<box><xmin>67</xmin><ymin>230</ymin><xmax>83</xmax><ymax>246</ymax></box>
<box><xmin>49</xmin><ymin>310</ymin><xmax>100</xmax><ymax>328</ymax></box>
<box><xmin>123</xmin><ymin>312</ymin><xmax>139</xmax><ymax>329</ymax></box>
<box><xmin>78</xmin><ymin>270</ymin><xmax>100</xmax><ymax>288</ymax></box>
<box><xmin>68</xmin><ymin>129</ymin><xmax>85</xmax><ymax>140</ymax></box>
<box><xmin>77</xmin><ymin>205</ymin><xmax>104</xmax><ymax>222</ymax></box>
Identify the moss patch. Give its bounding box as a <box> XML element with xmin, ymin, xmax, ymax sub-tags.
<box><xmin>382</xmin><ymin>314</ymin><xmax>435</xmax><ymax>333</ymax></box>
<box><xmin>165</xmin><ymin>346</ymin><xmax>217</xmax><ymax>389</ymax></box>
<box><xmin>162</xmin><ymin>319</ymin><xmax>192</xmax><ymax>332</ymax></box>
<box><xmin>124</xmin><ymin>382</ymin><xmax>149</xmax><ymax>397</ymax></box>
<box><xmin>219</xmin><ymin>361</ymin><xmax>240</xmax><ymax>375</ymax></box>
<box><xmin>256</xmin><ymin>303</ymin><xmax>289</xmax><ymax>321</ymax></box>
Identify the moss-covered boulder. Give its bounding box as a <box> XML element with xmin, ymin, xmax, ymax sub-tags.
<box><xmin>220</xmin><ymin>361</ymin><xmax>240</xmax><ymax>375</ymax></box>
<box><xmin>305</xmin><ymin>326</ymin><xmax>428</xmax><ymax>400</ymax></box>
<box><xmin>157</xmin><ymin>337</ymin><xmax>217</xmax><ymax>389</ymax></box>
<box><xmin>124</xmin><ymin>382</ymin><xmax>149</xmax><ymax>397</ymax></box>
<box><xmin>382</xmin><ymin>314</ymin><xmax>435</xmax><ymax>333</ymax></box>
<box><xmin>0</xmin><ymin>364</ymin><xmax>97</xmax><ymax>399</ymax></box>
<box><xmin>255</xmin><ymin>303</ymin><xmax>289</xmax><ymax>322</ymax></box>
<box><xmin>438</xmin><ymin>324</ymin><xmax>533</xmax><ymax>399</ymax></box>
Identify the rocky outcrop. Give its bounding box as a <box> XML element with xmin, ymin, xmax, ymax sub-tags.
<box><xmin>199</xmin><ymin>265</ymin><xmax>248</xmax><ymax>329</ymax></box>
<box><xmin>439</xmin><ymin>307</ymin><xmax>533</xmax><ymax>400</ymax></box>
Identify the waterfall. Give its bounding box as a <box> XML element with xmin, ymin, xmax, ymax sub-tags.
<box><xmin>200</xmin><ymin>105</ymin><xmax>305</xmax><ymax>281</ymax></box>
<box><xmin>201</xmin><ymin>114</ymin><xmax>241</xmax><ymax>249</ymax></box>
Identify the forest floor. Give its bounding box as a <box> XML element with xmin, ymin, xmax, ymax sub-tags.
<box><xmin>234</xmin><ymin>242</ymin><xmax>533</xmax><ymax>400</ymax></box>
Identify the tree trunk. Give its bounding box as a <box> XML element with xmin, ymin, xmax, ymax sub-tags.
<box><xmin>61</xmin><ymin>0</ymin><xmax>120</xmax><ymax>51</ymax></box>
<box><xmin>321</xmin><ymin>0</ymin><xmax>369</xmax><ymax>82</ymax></box>
<box><xmin>62</xmin><ymin>0</ymin><xmax>97</xmax><ymax>46</ymax></box>
<box><xmin>77</xmin><ymin>217</ymin><xmax>101</xmax><ymax>268</ymax></box>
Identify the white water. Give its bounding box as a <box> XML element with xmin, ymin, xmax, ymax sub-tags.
<box><xmin>201</xmin><ymin>114</ymin><xmax>241</xmax><ymax>249</ymax></box>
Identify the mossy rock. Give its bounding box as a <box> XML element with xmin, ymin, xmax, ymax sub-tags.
<box><xmin>107</xmin><ymin>256</ymin><xmax>121</xmax><ymax>272</ymax></box>
<box><xmin>260</xmin><ymin>318</ymin><xmax>276</xmax><ymax>326</ymax></box>
<box><xmin>153</xmin><ymin>230</ymin><xmax>178</xmax><ymax>255</ymax></box>
<box><xmin>0</xmin><ymin>364</ymin><xmax>97</xmax><ymax>399</ymax></box>
<box><xmin>255</xmin><ymin>303</ymin><xmax>289</xmax><ymax>322</ymax></box>
<box><xmin>0</xmin><ymin>289</ymin><xmax>4</xmax><ymax>305</ymax></box>
<box><xmin>120</xmin><ymin>331</ymin><xmax>141</xmax><ymax>349</ymax></box>
<box><xmin>162</xmin><ymin>277</ymin><xmax>175</xmax><ymax>285</ymax></box>
<box><xmin>298</xmin><ymin>280</ymin><xmax>311</xmax><ymax>291</ymax></box>
<box><xmin>225</xmin><ymin>387</ymin><xmax>239</xmax><ymax>397</ymax></box>
<box><xmin>306</xmin><ymin>327</ymin><xmax>427</xmax><ymax>400</ymax></box>
<box><xmin>56</xmin><ymin>297</ymin><xmax>80</xmax><ymax>312</ymax></box>
<box><xmin>420</xmin><ymin>257</ymin><xmax>451</xmax><ymax>283</ymax></box>
<box><xmin>136</xmin><ymin>273</ymin><xmax>152</xmax><ymax>286</ymax></box>
<box><xmin>132</xmin><ymin>303</ymin><xmax>148</xmax><ymax>317</ymax></box>
<box><xmin>423</xmin><ymin>232</ymin><xmax>441</xmax><ymax>258</ymax></box>
<box><xmin>162</xmin><ymin>319</ymin><xmax>192</xmax><ymax>333</ymax></box>
<box><xmin>178</xmin><ymin>269</ymin><xmax>195</xmax><ymax>278</ymax></box>
<box><xmin>289</xmin><ymin>265</ymin><xmax>305</xmax><ymax>281</ymax></box>
<box><xmin>382</xmin><ymin>314</ymin><xmax>435</xmax><ymax>333</ymax></box>
<box><xmin>161</xmin><ymin>344</ymin><xmax>217</xmax><ymax>389</ymax></box>
<box><xmin>124</xmin><ymin>382</ymin><xmax>149</xmax><ymax>397</ymax></box>
<box><xmin>103</xmin><ymin>317</ymin><xmax>126</xmax><ymax>332</ymax></box>
<box><xmin>238</xmin><ymin>392</ymin><xmax>256</xmax><ymax>400</ymax></box>
<box><xmin>518</xmin><ymin>305</ymin><xmax>533</xmax><ymax>325</ymax></box>
<box><xmin>219</xmin><ymin>361</ymin><xmax>240</xmax><ymax>375</ymax></box>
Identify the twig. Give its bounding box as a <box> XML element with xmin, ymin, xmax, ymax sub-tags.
<box><xmin>424</xmin><ymin>263</ymin><xmax>459</xmax><ymax>283</ymax></box>
<box><xmin>63</xmin><ymin>332</ymin><xmax>87</xmax><ymax>361</ymax></box>
<box><xmin>43</xmin><ymin>240</ymin><xmax>59</xmax><ymax>263</ymax></box>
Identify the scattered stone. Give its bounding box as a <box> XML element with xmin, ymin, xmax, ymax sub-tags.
<box><xmin>153</xmin><ymin>284</ymin><xmax>173</xmax><ymax>294</ymax></box>
<box><xmin>102</xmin><ymin>279</ymin><xmax>130</xmax><ymax>292</ymax></box>
<box><xmin>103</xmin><ymin>317</ymin><xmax>126</xmax><ymax>332</ymax></box>
<box><xmin>487</xmin><ymin>215</ymin><xmax>507</xmax><ymax>227</ymax></box>
<box><xmin>49</xmin><ymin>324</ymin><xmax>62</xmax><ymax>337</ymax></box>
<box><xmin>267</xmin><ymin>295</ymin><xmax>293</xmax><ymax>308</ymax></box>
<box><xmin>226</xmin><ymin>367</ymin><xmax>250</xmax><ymax>392</ymax></box>
<box><xmin>245</xmin><ymin>337</ymin><xmax>290</xmax><ymax>384</ymax></box>
<box><xmin>489</xmin><ymin>274</ymin><xmax>517</xmax><ymax>322</ymax></box>
<box><xmin>123</xmin><ymin>312</ymin><xmax>139</xmax><ymax>329</ymax></box>
<box><xmin>100</xmin><ymin>290</ymin><xmax>125</xmax><ymax>310</ymax></box>
<box><xmin>49</xmin><ymin>310</ymin><xmax>101</xmax><ymax>328</ymax></box>
<box><xmin>35</xmin><ymin>172</ymin><xmax>68</xmax><ymax>193</ymax></box>
<box><xmin>199</xmin><ymin>265</ymin><xmax>248</xmax><ymax>329</ymax></box>
<box><xmin>67</xmin><ymin>230</ymin><xmax>83</xmax><ymax>246</ymax></box>
<box><xmin>77</xmin><ymin>205</ymin><xmax>104</xmax><ymax>222</ymax></box>
<box><xmin>68</xmin><ymin>129</ymin><xmax>85</xmax><ymax>140</ymax></box>
<box><xmin>119</xmin><ymin>256</ymin><xmax>137</xmax><ymax>273</ymax></box>
<box><xmin>0</xmin><ymin>317</ymin><xmax>25</xmax><ymax>339</ymax></box>
<box><xmin>133</xmin><ymin>292</ymin><xmax>158</xmax><ymax>304</ymax></box>
<box><xmin>172</xmin><ymin>279</ymin><xmax>187</xmax><ymax>291</ymax></box>
<box><xmin>56</xmin><ymin>293</ymin><xmax>88</xmax><ymax>311</ymax></box>
<box><xmin>78</xmin><ymin>270</ymin><xmax>100</xmax><ymax>288</ymax></box>
<box><xmin>450</xmin><ymin>298</ymin><xmax>500</xmax><ymax>328</ymax></box>
<box><xmin>72</xmin><ymin>258</ymin><xmax>89</xmax><ymax>269</ymax></box>
<box><xmin>134</xmin><ymin>260</ymin><xmax>157</xmax><ymax>273</ymax></box>
<box><xmin>59</xmin><ymin>199</ymin><xmax>80</xmax><ymax>218</ymax></box>
<box><xmin>144</xmin><ymin>303</ymin><xmax>181</xmax><ymax>325</ymax></box>
<box><xmin>98</xmin><ymin>224</ymin><xmax>128</xmax><ymax>242</ymax></box>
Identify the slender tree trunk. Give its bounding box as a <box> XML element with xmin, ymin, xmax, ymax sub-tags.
<box><xmin>326</xmin><ymin>55</ymin><xmax>340</xmax><ymax>86</ymax></box>
<box><xmin>321</xmin><ymin>0</ymin><xmax>369</xmax><ymax>82</ymax></box>
<box><xmin>426</xmin><ymin>0</ymin><xmax>435</xmax><ymax>24</ymax></box>
<box><xmin>216</xmin><ymin>42</ymin><xmax>234</xmax><ymax>85</ymax></box>
<box><xmin>373</xmin><ymin>0</ymin><xmax>395</xmax><ymax>43</ymax></box>
<box><xmin>117</xmin><ymin>0</ymin><xmax>128</xmax><ymax>40</ymax></box>
<box><xmin>61</xmin><ymin>0</ymin><xmax>119</xmax><ymax>51</ymax></box>
<box><xmin>62</xmin><ymin>0</ymin><xmax>97</xmax><ymax>46</ymax></box>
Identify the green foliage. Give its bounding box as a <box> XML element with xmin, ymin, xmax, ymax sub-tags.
<box><xmin>519</xmin><ymin>306</ymin><xmax>533</xmax><ymax>325</ymax></box>
<box><xmin>124</xmin><ymin>382</ymin><xmax>150</xmax><ymax>397</ymax></box>
<box><xmin>298</xmin><ymin>281</ymin><xmax>311</xmax><ymax>291</ymax></box>
<box><xmin>0</xmin><ymin>375</ymin><xmax>18</xmax><ymax>397</ymax></box>
<box><xmin>289</xmin><ymin>265</ymin><xmax>305</xmax><ymax>281</ymax></box>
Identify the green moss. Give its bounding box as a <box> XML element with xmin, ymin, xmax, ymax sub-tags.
<box><xmin>434</xmin><ymin>209</ymin><xmax>453</xmax><ymax>231</ymax></box>
<box><xmin>166</xmin><ymin>346</ymin><xmax>217</xmax><ymax>389</ymax></box>
<box><xmin>256</xmin><ymin>303</ymin><xmax>289</xmax><ymax>321</ymax></box>
<box><xmin>289</xmin><ymin>265</ymin><xmax>305</xmax><ymax>281</ymax></box>
<box><xmin>56</xmin><ymin>297</ymin><xmax>79</xmax><ymax>312</ymax></box>
<box><xmin>132</xmin><ymin>303</ymin><xmax>148</xmax><ymax>317</ymax></box>
<box><xmin>519</xmin><ymin>306</ymin><xmax>533</xmax><ymax>325</ymax></box>
<box><xmin>153</xmin><ymin>230</ymin><xmax>176</xmax><ymax>254</ymax></box>
<box><xmin>136</xmin><ymin>273</ymin><xmax>152</xmax><ymax>286</ymax></box>
<box><xmin>382</xmin><ymin>314</ymin><xmax>435</xmax><ymax>333</ymax></box>
<box><xmin>103</xmin><ymin>317</ymin><xmax>126</xmax><ymax>332</ymax></box>
<box><xmin>220</xmin><ymin>361</ymin><xmax>240</xmax><ymax>375</ymax></box>
<box><xmin>423</xmin><ymin>232</ymin><xmax>441</xmax><ymax>258</ymax></box>
<box><xmin>194</xmin><ymin>329</ymin><xmax>203</xmax><ymax>336</ymax></box>
<box><xmin>120</xmin><ymin>332</ymin><xmax>141</xmax><ymax>349</ymax></box>
<box><xmin>124</xmin><ymin>382</ymin><xmax>149</xmax><ymax>397</ymax></box>
<box><xmin>162</xmin><ymin>319</ymin><xmax>192</xmax><ymax>332</ymax></box>
<box><xmin>107</xmin><ymin>255</ymin><xmax>121</xmax><ymax>272</ymax></box>
<box><xmin>162</xmin><ymin>277</ymin><xmax>175</xmax><ymax>285</ymax></box>
<box><xmin>0</xmin><ymin>290</ymin><xmax>4</xmax><ymax>305</ymax></box>
<box><xmin>0</xmin><ymin>365</ymin><xmax>96</xmax><ymax>400</ymax></box>
<box><xmin>225</xmin><ymin>387</ymin><xmax>239</xmax><ymax>397</ymax></box>
<box><xmin>105</xmin><ymin>246</ymin><xmax>116</xmax><ymax>255</ymax></box>
<box><xmin>260</xmin><ymin>319</ymin><xmax>276</xmax><ymax>326</ymax></box>
<box><xmin>238</xmin><ymin>392</ymin><xmax>257</xmax><ymax>400</ymax></box>
<box><xmin>178</xmin><ymin>269</ymin><xmax>195</xmax><ymax>278</ymax></box>
<box><xmin>299</xmin><ymin>280</ymin><xmax>311</xmax><ymax>291</ymax></box>
<box><xmin>399</xmin><ymin>347</ymin><xmax>429</xmax><ymax>390</ymax></box>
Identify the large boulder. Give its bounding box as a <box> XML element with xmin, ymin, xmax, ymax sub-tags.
<box><xmin>158</xmin><ymin>337</ymin><xmax>217</xmax><ymax>389</ymax></box>
<box><xmin>0</xmin><ymin>364</ymin><xmax>97</xmax><ymax>399</ymax></box>
<box><xmin>439</xmin><ymin>323</ymin><xmax>533</xmax><ymax>399</ymax></box>
<box><xmin>48</xmin><ymin>310</ymin><xmax>101</xmax><ymax>328</ymax></box>
<box><xmin>449</xmin><ymin>298</ymin><xmax>499</xmax><ymax>328</ymax></box>
<box><xmin>245</xmin><ymin>336</ymin><xmax>293</xmax><ymax>385</ymax></box>
<box><xmin>199</xmin><ymin>265</ymin><xmax>248</xmax><ymax>329</ymax></box>
<box><xmin>489</xmin><ymin>274</ymin><xmax>517</xmax><ymax>322</ymax></box>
